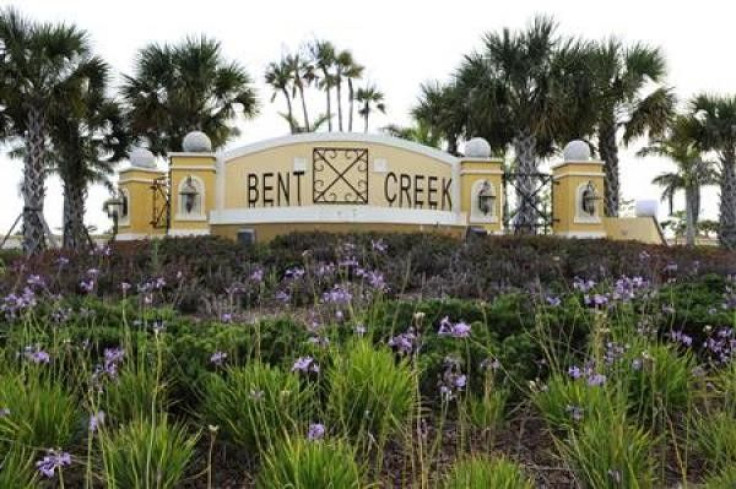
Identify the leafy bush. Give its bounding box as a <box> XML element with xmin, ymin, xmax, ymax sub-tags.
<box><xmin>256</xmin><ymin>437</ymin><xmax>362</xmax><ymax>489</ymax></box>
<box><xmin>466</xmin><ymin>387</ymin><xmax>508</xmax><ymax>437</ymax></box>
<box><xmin>694</xmin><ymin>410</ymin><xmax>736</xmax><ymax>471</ymax></box>
<box><xmin>0</xmin><ymin>448</ymin><xmax>38</xmax><ymax>488</ymax></box>
<box><xmin>443</xmin><ymin>456</ymin><xmax>534</xmax><ymax>489</ymax></box>
<box><xmin>533</xmin><ymin>374</ymin><xmax>614</xmax><ymax>432</ymax></box>
<box><xmin>101</xmin><ymin>362</ymin><xmax>169</xmax><ymax>424</ymax></box>
<box><xmin>202</xmin><ymin>361</ymin><xmax>311</xmax><ymax>453</ymax></box>
<box><xmin>703</xmin><ymin>466</ymin><xmax>736</xmax><ymax>489</ymax></box>
<box><xmin>99</xmin><ymin>416</ymin><xmax>198</xmax><ymax>489</ymax></box>
<box><xmin>327</xmin><ymin>340</ymin><xmax>414</xmax><ymax>447</ymax></box>
<box><xmin>559</xmin><ymin>414</ymin><xmax>656</xmax><ymax>489</ymax></box>
<box><xmin>0</xmin><ymin>374</ymin><xmax>80</xmax><ymax>450</ymax></box>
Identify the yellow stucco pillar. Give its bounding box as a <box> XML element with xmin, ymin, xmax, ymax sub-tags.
<box><xmin>168</xmin><ymin>131</ymin><xmax>216</xmax><ymax>237</ymax></box>
<box><xmin>459</xmin><ymin>138</ymin><xmax>504</xmax><ymax>234</ymax></box>
<box><xmin>117</xmin><ymin>148</ymin><xmax>166</xmax><ymax>240</ymax></box>
<box><xmin>552</xmin><ymin>140</ymin><xmax>606</xmax><ymax>238</ymax></box>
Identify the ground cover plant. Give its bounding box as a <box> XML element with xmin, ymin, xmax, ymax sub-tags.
<box><xmin>0</xmin><ymin>232</ymin><xmax>735</xmax><ymax>487</ymax></box>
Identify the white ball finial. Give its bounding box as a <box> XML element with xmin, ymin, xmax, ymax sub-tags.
<box><xmin>465</xmin><ymin>137</ymin><xmax>492</xmax><ymax>158</ymax></box>
<box><xmin>563</xmin><ymin>140</ymin><xmax>591</xmax><ymax>162</ymax></box>
<box><xmin>129</xmin><ymin>147</ymin><xmax>155</xmax><ymax>169</ymax></box>
<box><xmin>182</xmin><ymin>131</ymin><xmax>212</xmax><ymax>152</ymax></box>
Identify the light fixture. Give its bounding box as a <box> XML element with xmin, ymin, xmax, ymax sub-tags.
<box><xmin>477</xmin><ymin>180</ymin><xmax>496</xmax><ymax>216</ymax></box>
<box><xmin>179</xmin><ymin>176</ymin><xmax>199</xmax><ymax>214</ymax></box>
<box><xmin>581</xmin><ymin>180</ymin><xmax>601</xmax><ymax>216</ymax></box>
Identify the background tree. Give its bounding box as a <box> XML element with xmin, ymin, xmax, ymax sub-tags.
<box><xmin>355</xmin><ymin>85</ymin><xmax>386</xmax><ymax>132</ymax></box>
<box><xmin>382</xmin><ymin>121</ymin><xmax>442</xmax><ymax>148</ymax></box>
<box><xmin>412</xmin><ymin>82</ymin><xmax>469</xmax><ymax>155</ymax></box>
<box><xmin>590</xmin><ymin>39</ymin><xmax>674</xmax><ymax>217</ymax></box>
<box><xmin>122</xmin><ymin>36</ymin><xmax>257</xmax><ymax>155</ymax></box>
<box><xmin>309</xmin><ymin>40</ymin><xmax>337</xmax><ymax>131</ymax></box>
<box><xmin>0</xmin><ymin>9</ymin><xmax>101</xmax><ymax>254</ymax></box>
<box><xmin>49</xmin><ymin>58</ymin><xmax>129</xmax><ymax>250</ymax></box>
<box><xmin>690</xmin><ymin>95</ymin><xmax>736</xmax><ymax>249</ymax></box>
<box><xmin>641</xmin><ymin>115</ymin><xmax>717</xmax><ymax>246</ymax></box>
<box><xmin>345</xmin><ymin>59</ymin><xmax>365</xmax><ymax>132</ymax></box>
<box><xmin>265</xmin><ymin>59</ymin><xmax>296</xmax><ymax>133</ymax></box>
<box><xmin>457</xmin><ymin>16</ymin><xmax>593</xmax><ymax>233</ymax></box>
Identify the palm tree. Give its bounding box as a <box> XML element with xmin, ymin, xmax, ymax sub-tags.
<box><xmin>382</xmin><ymin>121</ymin><xmax>442</xmax><ymax>148</ymax></box>
<box><xmin>0</xmin><ymin>9</ymin><xmax>101</xmax><ymax>254</ymax></box>
<box><xmin>309</xmin><ymin>40</ymin><xmax>337</xmax><ymax>131</ymax></box>
<box><xmin>457</xmin><ymin>16</ymin><xmax>593</xmax><ymax>233</ymax></box>
<box><xmin>590</xmin><ymin>39</ymin><xmax>675</xmax><ymax>217</ymax></box>
<box><xmin>355</xmin><ymin>85</ymin><xmax>386</xmax><ymax>132</ymax></box>
<box><xmin>49</xmin><ymin>58</ymin><xmax>129</xmax><ymax>250</ymax></box>
<box><xmin>690</xmin><ymin>95</ymin><xmax>736</xmax><ymax>249</ymax></box>
<box><xmin>122</xmin><ymin>36</ymin><xmax>258</xmax><ymax>155</ymax></box>
<box><xmin>345</xmin><ymin>60</ymin><xmax>365</xmax><ymax>132</ymax></box>
<box><xmin>641</xmin><ymin>116</ymin><xmax>717</xmax><ymax>247</ymax></box>
<box><xmin>265</xmin><ymin>59</ymin><xmax>296</xmax><ymax>133</ymax></box>
<box><xmin>412</xmin><ymin>81</ymin><xmax>469</xmax><ymax>155</ymax></box>
<box><xmin>284</xmin><ymin>53</ymin><xmax>314</xmax><ymax>133</ymax></box>
<box><xmin>334</xmin><ymin>50</ymin><xmax>357</xmax><ymax>131</ymax></box>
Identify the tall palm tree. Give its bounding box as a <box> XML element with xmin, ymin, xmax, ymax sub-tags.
<box><xmin>122</xmin><ymin>36</ymin><xmax>258</xmax><ymax>155</ymax></box>
<box><xmin>0</xmin><ymin>9</ymin><xmax>101</xmax><ymax>254</ymax></box>
<box><xmin>690</xmin><ymin>95</ymin><xmax>736</xmax><ymax>249</ymax></box>
<box><xmin>457</xmin><ymin>16</ymin><xmax>593</xmax><ymax>233</ymax></box>
<box><xmin>345</xmin><ymin>60</ymin><xmax>365</xmax><ymax>132</ymax></box>
<box><xmin>265</xmin><ymin>59</ymin><xmax>296</xmax><ymax>133</ymax></box>
<box><xmin>49</xmin><ymin>58</ymin><xmax>129</xmax><ymax>250</ymax></box>
<box><xmin>355</xmin><ymin>85</ymin><xmax>386</xmax><ymax>132</ymax></box>
<box><xmin>285</xmin><ymin>53</ymin><xmax>313</xmax><ymax>133</ymax></box>
<box><xmin>640</xmin><ymin>115</ymin><xmax>717</xmax><ymax>247</ymax></box>
<box><xmin>309</xmin><ymin>40</ymin><xmax>337</xmax><ymax>131</ymax></box>
<box><xmin>590</xmin><ymin>39</ymin><xmax>674</xmax><ymax>217</ymax></box>
<box><xmin>334</xmin><ymin>50</ymin><xmax>357</xmax><ymax>131</ymax></box>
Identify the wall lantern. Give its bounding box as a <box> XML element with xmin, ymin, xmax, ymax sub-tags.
<box><xmin>581</xmin><ymin>180</ymin><xmax>601</xmax><ymax>216</ymax></box>
<box><xmin>477</xmin><ymin>180</ymin><xmax>496</xmax><ymax>216</ymax></box>
<box><xmin>179</xmin><ymin>176</ymin><xmax>199</xmax><ymax>214</ymax></box>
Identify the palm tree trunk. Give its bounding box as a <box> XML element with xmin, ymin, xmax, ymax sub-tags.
<box><xmin>62</xmin><ymin>178</ymin><xmax>87</xmax><ymax>250</ymax></box>
<box><xmin>512</xmin><ymin>130</ymin><xmax>538</xmax><ymax>235</ymax></box>
<box><xmin>598</xmin><ymin>121</ymin><xmax>620</xmax><ymax>217</ymax></box>
<box><xmin>718</xmin><ymin>151</ymin><xmax>736</xmax><ymax>249</ymax></box>
<box><xmin>348</xmin><ymin>78</ymin><xmax>355</xmax><ymax>132</ymax></box>
<box><xmin>297</xmin><ymin>83</ymin><xmax>310</xmax><ymax>132</ymax></box>
<box><xmin>684</xmin><ymin>186</ymin><xmax>696</xmax><ymax>247</ymax></box>
<box><xmin>22</xmin><ymin>106</ymin><xmax>48</xmax><ymax>255</ymax></box>
<box><xmin>326</xmin><ymin>87</ymin><xmax>332</xmax><ymax>131</ymax></box>
<box><xmin>336</xmin><ymin>77</ymin><xmax>344</xmax><ymax>131</ymax></box>
<box><xmin>281</xmin><ymin>88</ymin><xmax>295</xmax><ymax>134</ymax></box>
<box><xmin>363</xmin><ymin>104</ymin><xmax>369</xmax><ymax>133</ymax></box>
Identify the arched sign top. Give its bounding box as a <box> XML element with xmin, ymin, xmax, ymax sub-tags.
<box><xmin>219</xmin><ymin>132</ymin><xmax>460</xmax><ymax>167</ymax></box>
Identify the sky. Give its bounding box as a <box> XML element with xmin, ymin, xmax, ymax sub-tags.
<box><xmin>1</xmin><ymin>0</ymin><xmax>734</xmax><ymax>235</ymax></box>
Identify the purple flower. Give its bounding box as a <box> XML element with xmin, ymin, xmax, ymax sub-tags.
<box><xmin>36</xmin><ymin>450</ymin><xmax>71</xmax><ymax>478</ymax></box>
<box><xmin>481</xmin><ymin>357</ymin><xmax>501</xmax><ymax>370</ymax></box>
<box><xmin>80</xmin><ymin>279</ymin><xmax>95</xmax><ymax>293</ymax></box>
<box><xmin>568</xmin><ymin>365</ymin><xmax>583</xmax><ymax>379</ymax></box>
<box><xmin>388</xmin><ymin>329</ymin><xmax>417</xmax><ymax>355</ymax></box>
<box><xmin>292</xmin><ymin>356</ymin><xmax>319</xmax><ymax>374</ymax></box>
<box><xmin>631</xmin><ymin>358</ymin><xmax>643</xmax><ymax>371</ymax></box>
<box><xmin>439</xmin><ymin>359</ymin><xmax>466</xmax><ymax>401</ymax></box>
<box><xmin>120</xmin><ymin>282</ymin><xmax>132</xmax><ymax>293</ymax></box>
<box><xmin>0</xmin><ymin>407</ymin><xmax>10</xmax><ymax>417</ymax></box>
<box><xmin>587</xmin><ymin>373</ymin><xmax>607</xmax><ymax>387</ymax></box>
<box><xmin>26</xmin><ymin>274</ymin><xmax>46</xmax><ymax>288</ymax></box>
<box><xmin>250</xmin><ymin>267</ymin><xmax>264</xmax><ymax>283</ymax></box>
<box><xmin>307</xmin><ymin>423</ymin><xmax>326</xmax><ymax>441</ymax></box>
<box><xmin>275</xmin><ymin>290</ymin><xmax>291</xmax><ymax>304</ymax></box>
<box><xmin>573</xmin><ymin>277</ymin><xmax>596</xmax><ymax>293</ymax></box>
<box><xmin>371</xmin><ymin>239</ymin><xmax>388</xmax><ymax>253</ymax></box>
<box><xmin>546</xmin><ymin>296</ymin><xmax>561</xmax><ymax>307</ymax></box>
<box><xmin>607</xmin><ymin>469</ymin><xmax>622</xmax><ymax>484</ymax></box>
<box><xmin>23</xmin><ymin>345</ymin><xmax>50</xmax><ymax>364</ymax></box>
<box><xmin>438</xmin><ymin>317</ymin><xmax>471</xmax><ymax>338</ymax></box>
<box><xmin>221</xmin><ymin>313</ymin><xmax>233</xmax><ymax>323</ymax></box>
<box><xmin>89</xmin><ymin>411</ymin><xmax>105</xmax><ymax>433</ymax></box>
<box><xmin>669</xmin><ymin>330</ymin><xmax>693</xmax><ymax>347</ymax></box>
<box><xmin>354</xmin><ymin>324</ymin><xmax>366</xmax><ymax>336</ymax></box>
<box><xmin>284</xmin><ymin>267</ymin><xmax>305</xmax><ymax>280</ymax></box>
<box><xmin>322</xmin><ymin>285</ymin><xmax>352</xmax><ymax>305</ymax></box>
<box><xmin>249</xmin><ymin>389</ymin><xmax>264</xmax><ymax>401</ymax></box>
<box><xmin>210</xmin><ymin>351</ymin><xmax>228</xmax><ymax>366</ymax></box>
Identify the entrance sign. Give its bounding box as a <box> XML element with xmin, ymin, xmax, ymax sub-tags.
<box><xmin>114</xmin><ymin>132</ymin><xmax>665</xmax><ymax>245</ymax></box>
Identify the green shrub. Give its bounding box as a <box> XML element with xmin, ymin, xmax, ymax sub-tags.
<box><xmin>444</xmin><ymin>456</ymin><xmax>533</xmax><ymax>489</ymax></box>
<box><xmin>618</xmin><ymin>343</ymin><xmax>694</xmax><ymax>429</ymax></box>
<box><xmin>533</xmin><ymin>374</ymin><xmax>613</xmax><ymax>432</ymax></box>
<box><xmin>102</xmin><ymin>363</ymin><xmax>169</xmax><ymax>424</ymax></box>
<box><xmin>327</xmin><ymin>340</ymin><xmax>414</xmax><ymax>446</ymax></box>
<box><xmin>703</xmin><ymin>466</ymin><xmax>736</xmax><ymax>489</ymax></box>
<box><xmin>202</xmin><ymin>361</ymin><xmax>310</xmax><ymax>453</ymax></box>
<box><xmin>256</xmin><ymin>437</ymin><xmax>362</xmax><ymax>489</ymax></box>
<box><xmin>694</xmin><ymin>410</ymin><xmax>736</xmax><ymax>471</ymax></box>
<box><xmin>0</xmin><ymin>374</ymin><xmax>80</xmax><ymax>450</ymax></box>
<box><xmin>559</xmin><ymin>414</ymin><xmax>656</xmax><ymax>489</ymax></box>
<box><xmin>0</xmin><ymin>448</ymin><xmax>38</xmax><ymax>488</ymax></box>
<box><xmin>100</xmin><ymin>416</ymin><xmax>198</xmax><ymax>489</ymax></box>
<box><xmin>466</xmin><ymin>388</ymin><xmax>508</xmax><ymax>436</ymax></box>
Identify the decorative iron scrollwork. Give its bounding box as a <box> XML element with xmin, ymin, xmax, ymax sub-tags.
<box><xmin>312</xmin><ymin>148</ymin><xmax>369</xmax><ymax>204</ymax></box>
<box><xmin>150</xmin><ymin>176</ymin><xmax>170</xmax><ymax>230</ymax></box>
